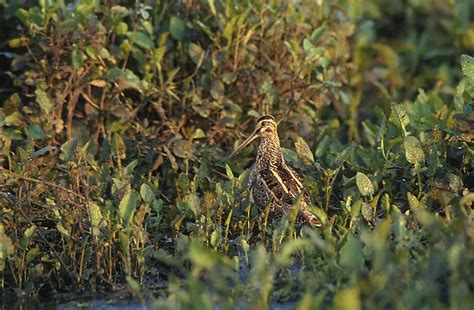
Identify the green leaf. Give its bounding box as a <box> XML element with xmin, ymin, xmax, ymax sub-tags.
<box><xmin>106</xmin><ymin>68</ymin><xmax>123</xmax><ymax>81</ymax></box>
<box><xmin>89</xmin><ymin>203</ymin><xmax>103</xmax><ymax>237</ymax></box>
<box><xmin>29</xmin><ymin>146</ymin><xmax>55</xmax><ymax>158</ymax></box>
<box><xmin>122</xmin><ymin>69</ymin><xmax>142</xmax><ymax>90</ymax></box>
<box><xmin>207</xmin><ymin>0</ymin><xmax>217</xmax><ymax>16</ymax></box>
<box><xmin>295</xmin><ymin>136</ymin><xmax>314</xmax><ymax>164</ymax></box>
<box><xmin>189</xmin><ymin>241</ymin><xmax>223</xmax><ymax>270</ymax></box>
<box><xmin>339</xmin><ymin>233</ymin><xmax>364</xmax><ymax>270</ymax></box>
<box><xmin>35</xmin><ymin>88</ymin><xmax>52</xmax><ymax>113</ymax></box>
<box><xmin>407</xmin><ymin>192</ymin><xmax>421</xmax><ymax>209</ymax></box>
<box><xmin>111</xmin><ymin>5</ymin><xmax>130</xmax><ymax>17</ymax></box>
<box><xmin>119</xmin><ymin>190</ymin><xmax>139</xmax><ymax>226</ymax></box>
<box><xmin>225</xmin><ymin>163</ymin><xmax>234</xmax><ymax>180</ymax></box>
<box><xmin>126</xmin><ymin>276</ymin><xmax>142</xmax><ymax>296</ymax></box>
<box><xmin>333</xmin><ymin>287</ymin><xmax>360</xmax><ymax>310</ymax></box>
<box><xmin>140</xmin><ymin>183</ymin><xmax>155</xmax><ymax>204</ymax></box>
<box><xmin>193</xmin><ymin>128</ymin><xmax>206</xmax><ymax>139</ymax></box>
<box><xmin>57</xmin><ymin>222</ymin><xmax>70</xmax><ymax>237</ymax></box>
<box><xmin>356</xmin><ymin>172</ymin><xmax>374</xmax><ymax>197</ymax></box>
<box><xmin>72</xmin><ymin>49</ymin><xmax>86</xmax><ymax>68</ymax></box>
<box><xmin>21</xmin><ymin>225</ymin><xmax>36</xmax><ymax>249</ymax></box>
<box><xmin>460</xmin><ymin>54</ymin><xmax>474</xmax><ymax>79</ymax></box>
<box><xmin>404</xmin><ymin>136</ymin><xmax>424</xmax><ymax>164</ymax></box>
<box><xmin>111</xmin><ymin>134</ymin><xmax>126</xmax><ymax>160</ymax></box>
<box><xmin>389</xmin><ymin>103</ymin><xmax>409</xmax><ymax>136</ymax></box>
<box><xmin>188</xmin><ymin>43</ymin><xmax>204</xmax><ymax>66</ymax></box>
<box><xmin>170</xmin><ymin>16</ymin><xmax>186</xmax><ymax>41</ymax></box>
<box><xmin>310</xmin><ymin>25</ymin><xmax>326</xmax><ymax>44</ymax></box>
<box><xmin>60</xmin><ymin>138</ymin><xmax>78</xmax><ymax>162</ymax></box>
<box><xmin>25</xmin><ymin>124</ymin><xmax>45</xmax><ymax>139</ymax></box>
<box><xmin>128</xmin><ymin>31</ymin><xmax>154</xmax><ymax>50</ymax></box>
<box><xmin>210</xmin><ymin>80</ymin><xmax>225</xmax><ymax>101</ymax></box>
<box><xmin>0</xmin><ymin>224</ymin><xmax>15</xmax><ymax>272</ymax></box>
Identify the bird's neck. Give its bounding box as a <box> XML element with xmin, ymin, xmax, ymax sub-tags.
<box><xmin>256</xmin><ymin>136</ymin><xmax>283</xmax><ymax>168</ymax></box>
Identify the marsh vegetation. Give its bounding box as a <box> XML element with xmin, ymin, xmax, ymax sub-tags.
<box><xmin>1</xmin><ymin>0</ymin><xmax>473</xmax><ymax>308</ymax></box>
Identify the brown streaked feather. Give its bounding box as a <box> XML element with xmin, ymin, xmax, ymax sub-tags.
<box><xmin>233</xmin><ymin>114</ymin><xmax>322</xmax><ymax>227</ymax></box>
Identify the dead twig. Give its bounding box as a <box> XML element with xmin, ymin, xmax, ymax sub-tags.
<box><xmin>0</xmin><ymin>167</ymin><xmax>86</xmax><ymax>201</ymax></box>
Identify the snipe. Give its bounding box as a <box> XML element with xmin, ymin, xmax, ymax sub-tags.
<box><xmin>228</xmin><ymin>115</ymin><xmax>321</xmax><ymax>226</ymax></box>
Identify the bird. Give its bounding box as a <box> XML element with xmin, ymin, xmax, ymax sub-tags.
<box><xmin>228</xmin><ymin>115</ymin><xmax>321</xmax><ymax>226</ymax></box>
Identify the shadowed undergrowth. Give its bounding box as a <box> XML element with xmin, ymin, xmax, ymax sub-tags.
<box><xmin>1</xmin><ymin>0</ymin><xmax>473</xmax><ymax>308</ymax></box>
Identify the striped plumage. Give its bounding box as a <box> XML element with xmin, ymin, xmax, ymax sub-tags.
<box><xmin>229</xmin><ymin>115</ymin><xmax>321</xmax><ymax>226</ymax></box>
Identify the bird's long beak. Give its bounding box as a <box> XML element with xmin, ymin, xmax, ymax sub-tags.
<box><xmin>226</xmin><ymin>129</ymin><xmax>259</xmax><ymax>160</ymax></box>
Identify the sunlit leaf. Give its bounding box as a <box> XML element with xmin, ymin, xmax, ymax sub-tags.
<box><xmin>29</xmin><ymin>146</ymin><xmax>55</xmax><ymax>158</ymax></box>
<box><xmin>140</xmin><ymin>183</ymin><xmax>155</xmax><ymax>204</ymax></box>
<box><xmin>21</xmin><ymin>225</ymin><xmax>36</xmax><ymax>249</ymax></box>
<box><xmin>89</xmin><ymin>203</ymin><xmax>103</xmax><ymax>238</ymax></box>
<box><xmin>460</xmin><ymin>54</ymin><xmax>474</xmax><ymax>79</ymax></box>
<box><xmin>25</xmin><ymin>124</ymin><xmax>44</xmax><ymax>139</ymax></box>
<box><xmin>339</xmin><ymin>233</ymin><xmax>364</xmax><ymax>270</ymax></box>
<box><xmin>295</xmin><ymin>136</ymin><xmax>314</xmax><ymax>164</ymax></box>
<box><xmin>333</xmin><ymin>287</ymin><xmax>361</xmax><ymax>310</ymax></box>
<box><xmin>35</xmin><ymin>88</ymin><xmax>52</xmax><ymax>113</ymax></box>
<box><xmin>119</xmin><ymin>190</ymin><xmax>139</xmax><ymax>226</ymax></box>
<box><xmin>356</xmin><ymin>172</ymin><xmax>374</xmax><ymax>196</ymax></box>
<box><xmin>404</xmin><ymin>136</ymin><xmax>424</xmax><ymax>164</ymax></box>
<box><xmin>188</xmin><ymin>43</ymin><xmax>204</xmax><ymax>66</ymax></box>
<box><xmin>389</xmin><ymin>103</ymin><xmax>409</xmax><ymax>136</ymax></box>
<box><xmin>170</xmin><ymin>16</ymin><xmax>186</xmax><ymax>41</ymax></box>
<box><xmin>60</xmin><ymin>138</ymin><xmax>78</xmax><ymax>162</ymax></box>
<box><xmin>128</xmin><ymin>31</ymin><xmax>154</xmax><ymax>50</ymax></box>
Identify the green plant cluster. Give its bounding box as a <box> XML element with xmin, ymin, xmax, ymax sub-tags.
<box><xmin>0</xmin><ymin>0</ymin><xmax>473</xmax><ymax>308</ymax></box>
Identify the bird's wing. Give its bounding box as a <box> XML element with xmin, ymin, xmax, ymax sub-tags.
<box><xmin>260</xmin><ymin>163</ymin><xmax>309</xmax><ymax>207</ymax></box>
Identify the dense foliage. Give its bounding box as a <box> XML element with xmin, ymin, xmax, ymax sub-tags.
<box><xmin>1</xmin><ymin>0</ymin><xmax>473</xmax><ymax>308</ymax></box>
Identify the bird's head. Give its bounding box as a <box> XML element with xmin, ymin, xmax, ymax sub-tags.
<box><xmin>227</xmin><ymin>115</ymin><xmax>279</xmax><ymax>159</ymax></box>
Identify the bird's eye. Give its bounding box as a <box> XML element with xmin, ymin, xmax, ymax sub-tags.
<box><xmin>261</xmin><ymin>121</ymin><xmax>267</xmax><ymax>126</ymax></box>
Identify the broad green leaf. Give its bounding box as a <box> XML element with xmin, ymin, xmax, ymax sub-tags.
<box><xmin>57</xmin><ymin>222</ymin><xmax>70</xmax><ymax>237</ymax></box>
<box><xmin>119</xmin><ymin>190</ymin><xmax>139</xmax><ymax>226</ymax></box>
<box><xmin>207</xmin><ymin>0</ymin><xmax>216</xmax><ymax>16</ymax></box>
<box><xmin>460</xmin><ymin>54</ymin><xmax>474</xmax><ymax>79</ymax></box>
<box><xmin>111</xmin><ymin>134</ymin><xmax>126</xmax><ymax>160</ymax></box>
<box><xmin>193</xmin><ymin>128</ymin><xmax>206</xmax><ymax>139</ymax></box>
<box><xmin>189</xmin><ymin>241</ymin><xmax>223</xmax><ymax>270</ymax></box>
<box><xmin>126</xmin><ymin>276</ymin><xmax>142</xmax><ymax>295</ymax></box>
<box><xmin>333</xmin><ymin>287</ymin><xmax>361</xmax><ymax>310</ymax></box>
<box><xmin>71</xmin><ymin>49</ymin><xmax>86</xmax><ymax>68</ymax></box>
<box><xmin>122</xmin><ymin>69</ymin><xmax>142</xmax><ymax>90</ymax></box>
<box><xmin>407</xmin><ymin>192</ymin><xmax>421</xmax><ymax>209</ymax></box>
<box><xmin>339</xmin><ymin>233</ymin><xmax>364</xmax><ymax>270</ymax></box>
<box><xmin>25</xmin><ymin>124</ymin><xmax>44</xmax><ymax>139</ymax></box>
<box><xmin>0</xmin><ymin>224</ymin><xmax>14</xmax><ymax>272</ymax></box>
<box><xmin>356</xmin><ymin>172</ymin><xmax>374</xmax><ymax>197</ymax></box>
<box><xmin>60</xmin><ymin>138</ymin><xmax>78</xmax><ymax>162</ymax></box>
<box><xmin>389</xmin><ymin>103</ymin><xmax>409</xmax><ymax>136</ymax></box>
<box><xmin>111</xmin><ymin>5</ymin><xmax>130</xmax><ymax>17</ymax></box>
<box><xmin>225</xmin><ymin>163</ymin><xmax>234</xmax><ymax>180</ymax></box>
<box><xmin>140</xmin><ymin>183</ymin><xmax>155</xmax><ymax>204</ymax></box>
<box><xmin>29</xmin><ymin>146</ymin><xmax>55</xmax><ymax>158</ymax></box>
<box><xmin>404</xmin><ymin>136</ymin><xmax>424</xmax><ymax>164</ymax></box>
<box><xmin>21</xmin><ymin>225</ymin><xmax>36</xmax><ymax>249</ymax></box>
<box><xmin>170</xmin><ymin>16</ymin><xmax>186</xmax><ymax>41</ymax></box>
<box><xmin>128</xmin><ymin>31</ymin><xmax>154</xmax><ymax>50</ymax></box>
<box><xmin>295</xmin><ymin>136</ymin><xmax>314</xmax><ymax>164</ymax></box>
<box><xmin>210</xmin><ymin>80</ymin><xmax>225</xmax><ymax>100</ymax></box>
<box><xmin>89</xmin><ymin>203</ymin><xmax>103</xmax><ymax>237</ymax></box>
<box><xmin>35</xmin><ymin>88</ymin><xmax>52</xmax><ymax>113</ymax></box>
<box><xmin>310</xmin><ymin>25</ymin><xmax>326</xmax><ymax>43</ymax></box>
<box><xmin>106</xmin><ymin>68</ymin><xmax>123</xmax><ymax>81</ymax></box>
<box><xmin>188</xmin><ymin>43</ymin><xmax>204</xmax><ymax>66</ymax></box>
<box><xmin>9</xmin><ymin>37</ymin><xmax>29</xmax><ymax>48</ymax></box>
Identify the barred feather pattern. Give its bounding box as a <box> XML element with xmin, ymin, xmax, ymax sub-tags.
<box><xmin>249</xmin><ymin>135</ymin><xmax>321</xmax><ymax>226</ymax></box>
